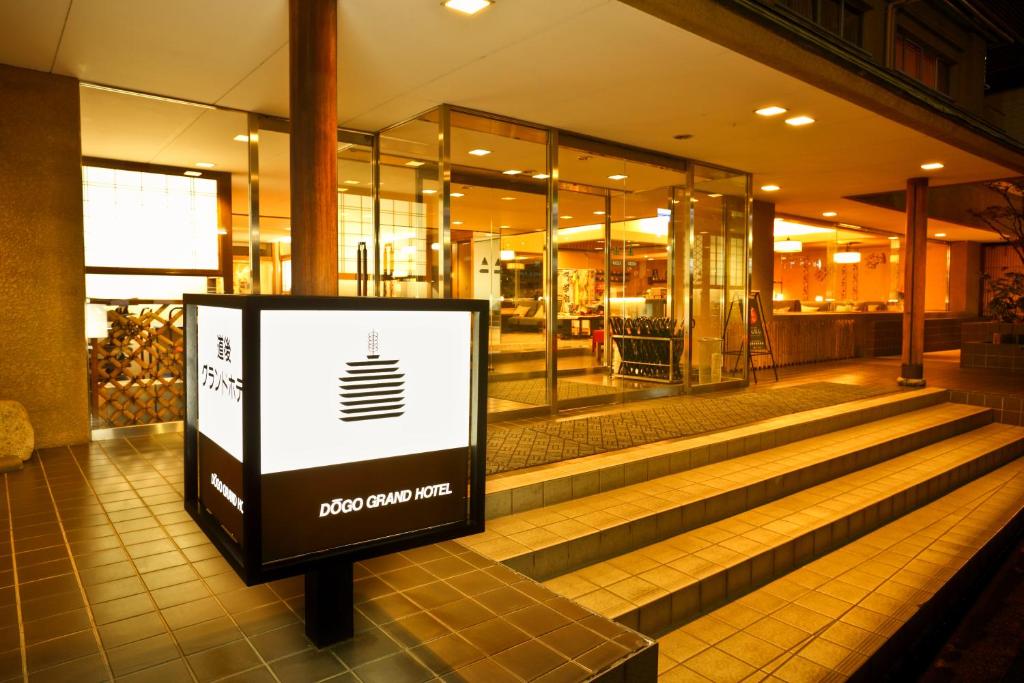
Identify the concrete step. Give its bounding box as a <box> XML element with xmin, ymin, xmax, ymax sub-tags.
<box><xmin>542</xmin><ymin>422</ymin><xmax>1024</xmax><ymax>636</ymax></box>
<box><xmin>656</xmin><ymin>443</ymin><xmax>1024</xmax><ymax>682</ymax></box>
<box><xmin>465</xmin><ymin>401</ymin><xmax>990</xmax><ymax>582</ymax></box>
<box><xmin>485</xmin><ymin>387</ymin><xmax>948</xmax><ymax>519</ymax></box>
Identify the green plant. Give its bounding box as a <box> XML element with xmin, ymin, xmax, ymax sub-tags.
<box><xmin>984</xmin><ymin>271</ymin><xmax>1024</xmax><ymax>323</ymax></box>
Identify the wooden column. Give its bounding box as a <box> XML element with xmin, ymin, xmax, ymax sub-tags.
<box><xmin>289</xmin><ymin>0</ymin><xmax>338</xmax><ymax>296</ymax></box>
<box><xmin>899</xmin><ymin>177</ymin><xmax>928</xmax><ymax>386</ymax></box>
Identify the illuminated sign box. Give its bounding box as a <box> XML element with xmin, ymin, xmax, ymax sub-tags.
<box><xmin>183</xmin><ymin>295</ymin><xmax>488</xmax><ymax>585</ymax></box>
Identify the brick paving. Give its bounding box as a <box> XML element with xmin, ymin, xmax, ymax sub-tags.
<box><xmin>485</xmin><ymin>382</ymin><xmax>891</xmax><ymax>474</ymax></box>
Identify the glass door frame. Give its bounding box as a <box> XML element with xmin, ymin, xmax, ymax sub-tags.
<box><xmin>245</xmin><ymin>113</ymin><xmax>376</xmax><ymax>295</ymax></box>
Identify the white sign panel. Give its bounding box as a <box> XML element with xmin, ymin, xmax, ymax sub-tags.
<box><xmin>197</xmin><ymin>305</ymin><xmax>244</xmax><ymax>461</ymax></box>
<box><xmin>259</xmin><ymin>310</ymin><xmax>472</xmax><ymax>474</ymax></box>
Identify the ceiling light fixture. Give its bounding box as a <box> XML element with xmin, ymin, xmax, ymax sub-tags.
<box><xmin>184</xmin><ymin>171</ymin><xmax>202</xmax><ymax>177</ymax></box>
<box><xmin>755</xmin><ymin>106</ymin><xmax>788</xmax><ymax>117</ymax></box>
<box><xmin>608</xmin><ymin>174</ymin><xmax>628</xmax><ymax>181</ymax></box>
<box><xmin>422</xmin><ymin>189</ymin><xmax>437</xmax><ymax>195</ymax></box>
<box><xmin>921</xmin><ymin>162</ymin><xmax>944</xmax><ymax>171</ymax></box>
<box><xmin>404</xmin><ymin>160</ymin><xmax>425</xmax><ymax>167</ymax></box>
<box><xmin>707</xmin><ymin>193</ymin><xmax>722</xmax><ymax>198</ymax></box>
<box><xmin>561</xmin><ymin>215</ymin><xmax>573</xmax><ymax>220</ymax></box>
<box><xmin>468</xmin><ymin>148</ymin><xmax>491</xmax><ymax>156</ymax></box>
<box><xmin>499</xmin><ymin>249</ymin><xmax>515</xmax><ymax>261</ymax></box>
<box><xmin>500</xmin><ymin>196</ymin><xmax>515</xmax><ymax>201</ymax></box>
<box><xmin>443</xmin><ymin>0</ymin><xmax>493</xmax><ymax>16</ymax></box>
<box><xmin>450</xmin><ymin>192</ymin><xmax>464</xmax><ymax>198</ymax></box>
<box><xmin>822</xmin><ymin>211</ymin><xmax>838</xmax><ymax>217</ymax></box>
<box><xmin>761</xmin><ymin>184</ymin><xmax>781</xmax><ymax>192</ymax></box>
<box><xmin>343</xmin><ymin>179</ymin><xmax>359</xmax><ymax>185</ymax></box>
<box><xmin>774</xmin><ymin>240</ymin><xmax>803</xmax><ymax>253</ymax></box>
<box><xmin>195</xmin><ymin>162</ymin><xmax>215</xmax><ymax>168</ymax></box>
<box><xmin>888</xmin><ymin>235</ymin><xmax>899</xmax><ymax>240</ymax></box>
<box><xmin>338</xmin><ymin>188</ymin><xmax>348</xmax><ymax>193</ymax></box>
<box><xmin>785</xmin><ymin>115</ymin><xmax>815</xmax><ymax>126</ymax></box>
<box><xmin>502</xmin><ymin>169</ymin><xmax>522</xmax><ymax>175</ymax></box>
<box><xmin>834</xmin><ymin>249</ymin><xmax>861</xmax><ymax>264</ymax></box>
<box><xmin>532</xmin><ymin>173</ymin><xmax>550</xmax><ymax>179</ymax></box>
<box><xmin>934</xmin><ymin>232</ymin><xmax>947</xmax><ymax>238</ymax></box>
<box><xmin>233</xmin><ymin>134</ymin><xmax>248</xmax><ymax>142</ymax></box>
<box><xmin>453</xmin><ymin>220</ymin><xmax>464</xmax><ymax>225</ymax></box>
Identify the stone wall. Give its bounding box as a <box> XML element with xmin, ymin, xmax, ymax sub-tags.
<box><xmin>0</xmin><ymin>64</ymin><xmax>89</xmax><ymax>447</ymax></box>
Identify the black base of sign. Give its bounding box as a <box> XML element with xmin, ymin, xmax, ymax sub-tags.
<box><xmin>304</xmin><ymin>562</ymin><xmax>354</xmax><ymax>647</ymax></box>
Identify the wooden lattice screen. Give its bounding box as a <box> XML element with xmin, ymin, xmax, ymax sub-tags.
<box><xmin>91</xmin><ymin>304</ymin><xmax>184</xmax><ymax>428</ymax></box>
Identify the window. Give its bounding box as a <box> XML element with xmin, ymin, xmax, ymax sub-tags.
<box><xmin>83</xmin><ymin>165</ymin><xmax>219</xmax><ymax>271</ymax></box>
<box><xmin>894</xmin><ymin>32</ymin><xmax>952</xmax><ymax>94</ymax></box>
<box><xmin>780</xmin><ymin>0</ymin><xmax>863</xmax><ymax>46</ymax></box>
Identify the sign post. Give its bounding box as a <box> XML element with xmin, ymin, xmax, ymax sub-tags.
<box><xmin>183</xmin><ymin>295</ymin><xmax>488</xmax><ymax>646</ymax></box>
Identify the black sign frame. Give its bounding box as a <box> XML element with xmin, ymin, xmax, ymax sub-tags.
<box><xmin>183</xmin><ymin>294</ymin><xmax>489</xmax><ymax>586</ymax></box>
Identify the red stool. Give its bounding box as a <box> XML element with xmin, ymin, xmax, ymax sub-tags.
<box><xmin>592</xmin><ymin>329</ymin><xmax>604</xmax><ymax>357</ymax></box>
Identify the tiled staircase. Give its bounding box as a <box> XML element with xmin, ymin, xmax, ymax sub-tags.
<box><xmin>465</xmin><ymin>387</ymin><xmax>1024</xmax><ymax>681</ymax></box>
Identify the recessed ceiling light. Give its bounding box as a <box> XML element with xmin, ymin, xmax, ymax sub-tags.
<box><xmin>933</xmin><ymin>232</ymin><xmax>947</xmax><ymax>238</ymax></box>
<box><xmin>761</xmin><ymin>184</ymin><xmax>781</xmax><ymax>192</ymax></box>
<box><xmin>404</xmin><ymin>160</ymin><xmax>425</xmax><ymax>167</ymax></box>
<box><xmin>343</xmin><ymin>179</ymin><xmax>359</xmax><ymax>185</ymax></box>
<box><xmin>755</xmin><ymin>106</ymin><xmax>788</xmax><ymax>117</ymax></box>
<box><xmin>184</xmin><ymin>171</ymin><xmax>202</xmax><ymax>177</ymax></box>
<box><xmin>608</xmin><ymin>174</ymin><xmax>628</xmax><ymax>181</ymax></box>
<box><xmin>443</xmin><ymin>0</ymin><xmax>492</xmax><ymax>16</ymax></box>
<box><xmin>822</xmin><ymin>211</ymin><xmax>838</xmax><ymax>217</ymax></box>
<box><xmin>422</xmin><ymin>189</ymin><xmax>437</xmax><ymax>195</ymax></box>
<box><xmin>707</xmin><ymin>193</ymin><xmax>722</xmax><ymax>198</ymax></box>
<box><xmin>453</xmin><ymin>220</ymin><xmax>464</xmax><ymax>225</ymax></box>
<box><xmin>468</xmin><ymin>148</ymin><xmax>491</xmax><ymax>156</ymax></box>
<box><xmin>921</xmin><ymin>162</ymin><xmax>944</xmax><ymax>170</ymax></box>
<box><xmin>232</xmin><ymin>134</ymin><xmax>248</xmax><ymax>142</ymax></box>
<box><xmin>196</xmin><ymin>162</ymin><xmax>215</xmax><ymax>168</ymax></box>
<box><xmin>500</xmin><ymin>196</ymin><xmax>515</xmax><ymax>201</ymax></box>
<box><xmin>502</xmin><ymin>169</ymin><xmax>522</xmax><ymax>175</ymax></box>
<box><xmin>785</xmin><ymin>115</ymin><xmax>815</xmax><ymax>126</ymax></box>
<box><xmin>593</xmin><ymin>211</ymin><xmax>605</xmax><ymax>215</ymax></box>
<box><xmin>888</xmin><ymin>235</ymin><xmax>899</xmax><ymax>240</ymax></box>
<box><xmin>450</xmin><ymin>192</ymin><xmax>464</xmax><ymax>198</ymax></box>
<box><xmin>338</xmin><ymin>188</ymin><xmax>348</xmax><ymax>192</ymax></box>
<box><xmin>561</xmin><ymin>215</ymin><xmax>573</xmax><ymax>220</ymax></box>
<box><xmin>532</xmin><ymin>173</ymin><xmax>550</xmax><ymax>179</ymax></box>
<box><xmin>499</xmin><ymin>225</ymin><xmax>510</xmax><ymax>229</ymax></box>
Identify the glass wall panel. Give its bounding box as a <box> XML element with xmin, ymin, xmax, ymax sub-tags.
<box><xmin>378</xmin><ymin>112</ymin><xmax>442</xmax><ymax>298</ymax></box>
<box><xmin>254</xmin><ymin>127</ymin><xmax>291</xmax><ymax>294</ymax></box>
<box><xmin>771</xmin><ymin>220</ymin><xmax>906</xmax><ymax>312</ymax></box>
<box><xmin>559</xmin><ymin>144</ymin><xmax>686</xmax><ymax>402</ymax></box>
<box><xmin>691</xmin><ymin>166</ymin><xmax>748</xmax><ymax>388</ymax></box>
<box><xmin>449</xmin><ymin>111</ymin><xmax>551</xmax><ymax>412</ymax></box>
<box><xmin>78</xmin><ymin>86</ymin><xmax>248</xmax><ymax>429</ymax></box>
<box><xmin>337</xmin><ymin>142</ymin><xmax>373</xmax><ymax>296</ymax></box>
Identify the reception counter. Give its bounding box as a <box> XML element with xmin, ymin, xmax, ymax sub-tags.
<box><xmin>751</xmin><ymin>312</ymin><xmax>974</xmax><ymax>368</ymax></box>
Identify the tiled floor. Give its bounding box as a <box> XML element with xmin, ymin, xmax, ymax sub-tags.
<box><xmin>656</xmin><ymin>456</ymin><xmax>1024</xmax><ymax>681</ymax></box>
<box><xmin>0</xmin><ymin>435</ymin><xmax>655</xmax><ymax>682</ymax></box>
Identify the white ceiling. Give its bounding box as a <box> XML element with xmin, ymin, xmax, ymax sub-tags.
<box><xmin>2</xmin><ymin>0</ymin><xmax>1019</xmax><ymax>242</ymax></box>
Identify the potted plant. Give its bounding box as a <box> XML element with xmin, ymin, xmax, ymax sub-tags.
<box><xmin>973</xmin><ymin>181</ymin><xmax>1024</xmax><ymax>343</ymax></box>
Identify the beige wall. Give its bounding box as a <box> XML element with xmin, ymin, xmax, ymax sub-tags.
<box><xmin>0</xmin><ymin>64</ymin><xmax>89</xmax><ymax>447</ymax></box>
<box><xmin>949</xmin><ymin>242</ymin><xmax>980</xmax><ymax>316</ymax></box>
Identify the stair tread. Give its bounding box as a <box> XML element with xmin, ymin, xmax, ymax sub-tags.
<box><xmin>542</xmin><ymin>421</ymin><xmax>1024</xmax><ymax>620</ymax></box>
<box><xmin>487</xmin><ymin>387</ymin><xmax>948</xmax><ymax>493</ymax></box>
<box><xmin>656</xmin><ymin>451</ymin><xmax>1024</xmax><ymax>681</ymax></box>
<box><xmin>465</xmin><ymin>403</ymin><xmax>991</xmax><ymax>561</ymax></box>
